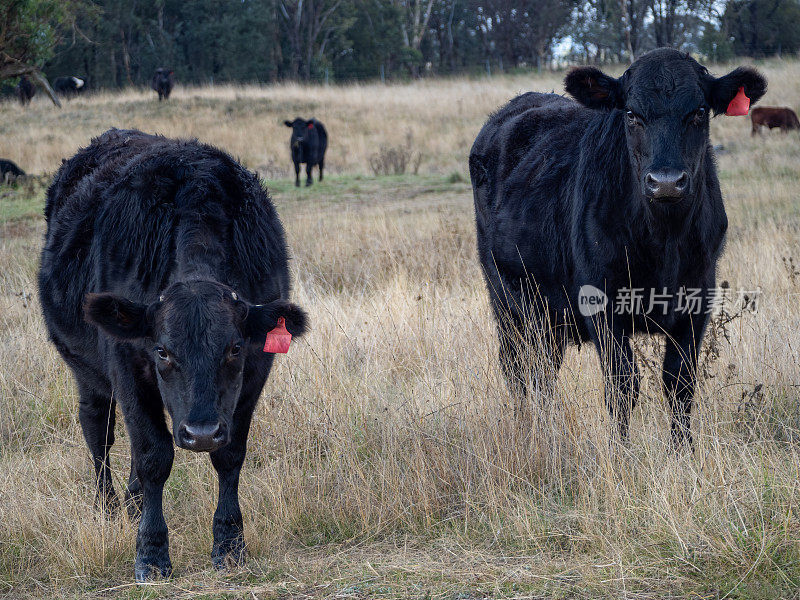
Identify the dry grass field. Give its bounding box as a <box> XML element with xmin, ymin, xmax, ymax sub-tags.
<box><xmin>0</xmin><ymin>59</ymin><xmax>799</xmax><ymax>599</ymax></box>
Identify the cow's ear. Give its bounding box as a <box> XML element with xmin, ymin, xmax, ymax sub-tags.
<box><xmin>284</xmin><ymin>120</ymin><xmax>293</xmax><ymax>127</ymax></box>
<box><xmin>84</xmin><ymin>293</ymin><xmax>155</xmax><ymax>340</ymax></box>
<box><xmin>243</xmin><ymin>300</ymin><xmax>308</xmax><ymax>343</ymax></box>
<box><xmin>565</xmin><ymin>67</ymin><xmax>624</xmax><ymax>110</ymax></box>
<box><xmin>705</xmin><ymin>67</ymin><xmax>767</xmax><ymax>115</ymax></box>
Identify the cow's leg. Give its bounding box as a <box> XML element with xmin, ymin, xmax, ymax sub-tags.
<box><xmin>294</xmin><ymin>161</ymin><xmax>301</xmax><ymax>187</ymax></box>
<box><xmin>587</xmin><ymin>316</ymin><xmax>639</xmax><ymax>441</ymax></box>
<box><xmin>318</xmin><ymin>158</ymin><xmax>324</xmax><ymax>181</ymax></box>
<box><xmin>305</xmin><ymin>162</ymin><xmax>313</xmax><ymax>186</ymax></box>
<box><xmin>663</xmin><ymin>313</ymin><xmax>706</xmax><ymax>450</ymax></box>
<box><xmin>125</xmin><ymin>455</ymin><xmax>143</xmax><ymax>518</ymax></box>
<box><xmin>751</xmin><ymin>122</ymin><xmax>758</xmax><ymax>136</ymax></box>
<box><xmin>497</xmin><ymin>315</ymin><xmax>529</xmax><ymax>403</ymax></box>
<box><xmin>77</xmin><ymin>382</ymin><xmax>119</xmax><ymax>514</ymax></box>
<box><xmin>208</xmin><ymin>360</ymin><xmax>270</xmax><ymax>569</ymax></box>
<box><xmin>116</xmin><ymin>371</ymin><xmax>174</xmax><ymax>582</ymax></box>
<box><xmin>494</xmin><ymin>298</ymin><xmax>564</xmax><ymax>415</ymax></box>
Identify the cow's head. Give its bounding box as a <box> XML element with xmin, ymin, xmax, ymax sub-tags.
<box><xmin>84</xmin><ymin>281</ymin><xmax>307</xmax><ymax>452</ymax></box>
<box><xmin>565</xmin><ymin>49</ymin><xmax>766</xmax><ymax>203</ymax></box>
<box><xmin>284</xmin><ymin>118</ymin><xmax>314</xmax><ymax>149</ymax></box>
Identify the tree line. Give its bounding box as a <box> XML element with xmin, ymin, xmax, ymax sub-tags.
<box><xmin>4</xmin><ymin>0</ymin><xmax>800</xmax><ymax>92</ymax></box>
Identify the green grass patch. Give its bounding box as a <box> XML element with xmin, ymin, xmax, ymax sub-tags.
<box><xmin>0</xmin><ymin>182</ymin><xmax>46</xmax><ymax>224</ymax></box>
<box><xmin>263</xmin><ymin>173</ymin><xmax>470</xmax><ymax>202</ymax></box>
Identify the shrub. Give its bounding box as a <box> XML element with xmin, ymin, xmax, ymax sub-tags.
<box><xmin>368</xmin><ymin>131</ymin><xmax>421</xmax><ymax>176</ymax></box>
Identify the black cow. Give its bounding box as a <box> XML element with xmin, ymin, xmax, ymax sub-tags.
<box><xmin>0</xmin><ymin>159</ymin><xmax>25</xmax><ymax>184</ymax></box>
<box><xmin>38</xmin><ymin>129</ymin><xmax>308</xmax><ymax>581</ymax></box>
<box><xmin>151</xmin><ymin>68</ymin><xmax>174</xmax><ymax>101</ymax></box>
<box><xmin>284</xmin><ymin>118</ymin><xmax>327</xmax><ymax>186</ymax></box>
<box><xmin>53</xmin><ymin>76</ymin><xmax>86</xmax><ymax>98</ymax></box>
<box><xmin>470</xmin><ymin>48</ymin><xmax>766</xmax><ymax>446</ymax></box>
<box><xmin>15</xmin><ymin>75</ymin><xmax>35</xmax><ymax>106</ymax></box>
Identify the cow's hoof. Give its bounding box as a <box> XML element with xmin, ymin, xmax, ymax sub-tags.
<box><xmin>134</xmin><ymin>557</ymin><xmax>172</xmax><ymax>583</ymax></box>
<box><xmin>305</xmin><ymin>180</ymin><xmax>313</xmax><ymax>187</ymax></box>
<box><xmin>295</xmin><ymin>181</ymin><xmax>300</xmax><ymax>187</ymax></box>
<box><xmin>212</xmin><ymin>537</ymin><xmax>246</xmax><ymax>571</ymax></box>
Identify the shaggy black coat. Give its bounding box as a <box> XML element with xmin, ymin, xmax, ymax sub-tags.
<box><xmin>470</xmin><ymin>49</ymin><xmax>766</xmax><ymax>446</ymax></box>
<box><xmin>284</xmin><ymin>117</ymin><xmax>327</xmax><ymax>186</ymax></box>
<box><xmin>151</xmin><ymin>68</ymin><xmax>174</xmax><ymax>101</ymax></box>
<box><xmin>38</xmin><ymin>129</ymin><xmax>308</xmax><ymax>581</ymax></box>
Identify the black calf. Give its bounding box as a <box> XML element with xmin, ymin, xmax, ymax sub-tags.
<box><xmin>284</xmin><ymin>118</ymin><xmax>327</xmax><ymax>186</ymax></box>
<box><xmin>39</xmin><ymin>129</ymin><xmax>308</xmax><ymax>581</ymax></box>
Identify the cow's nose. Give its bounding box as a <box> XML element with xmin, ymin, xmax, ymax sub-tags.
<box><xmin>178</xmin><ymin>421</ymin><xmax>227</xmax><ymax>452</ymax></box>
<box><xmin>645</xmin><ymin>169</ymin><xmax>688</xmax><ymax>200</ymax></box>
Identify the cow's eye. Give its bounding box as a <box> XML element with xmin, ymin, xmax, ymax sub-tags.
<box><xmin>156</xmin><ymin>346</ymin><xmax>169</xmax><ymax>361</ymax></box>
<box><xmin>230</xmin><ymin>343</ymin><xmax>241</xmax><ymax>357</ymax></box>
<box><xmin>626</xmin><ymin>111</ymin><xmax>639</xmax><ymax>126</ymax></box>
<box><xmin>694</xmin><ymin>107</ymin><xmax>707</xmax><ymax>122</ymax></box>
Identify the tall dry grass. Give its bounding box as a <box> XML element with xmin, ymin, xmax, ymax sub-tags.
<box><xmin>0</xmin><ymin>60</ymin><xmax>799</xmax><ymax>598</ymax></box>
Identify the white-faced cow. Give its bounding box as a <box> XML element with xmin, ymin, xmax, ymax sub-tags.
<box><xmin>53</xmin><ymin>76</ymin><xmax>86</xmax><ymax>98</ymax></box>
<box><xmin>470</xmin><ymin>49</ymin><xmax>766</xmax><ymax>447</ymax></box>
<box><xmin>38</xmin><ymin>129</ymin><xmax>308</xmax><ymax>581</ymax></box>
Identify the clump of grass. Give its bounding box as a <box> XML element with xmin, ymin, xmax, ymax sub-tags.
<box><xmin>368</xmin><ymin>131</ymin><xmax>422</xmax><ymax>176</ymax></box>
<box><xmin>446</xmin><ymin>171</ymin><xmax>465</xmax><ymax>184</ymax></box>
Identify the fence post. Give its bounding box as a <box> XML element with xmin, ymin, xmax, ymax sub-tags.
<box><xmin>380</xmin><ymin>63</ymin><xmax>385</xmax><ymax>84</ymax></box>
<box><xmin>486</xmin><ymin>59</ymin><xmax>491</xmax><ymax>77</ymax></box>
<box><xmin>325</xmin><ymin>68</ymin><xmax>329</xmax><ymax>85</ymax></box>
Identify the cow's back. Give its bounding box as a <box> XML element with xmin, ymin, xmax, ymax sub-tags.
<box><xmin>470</xmin><ymin>93</ymin><xmax>590</xmax><ymax>303</ymax></box>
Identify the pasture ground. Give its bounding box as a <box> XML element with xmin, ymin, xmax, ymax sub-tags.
<box><xmin>1</xmin><ymin>61</ymin><xmax>799</xmax><ymax>599</ymax></box>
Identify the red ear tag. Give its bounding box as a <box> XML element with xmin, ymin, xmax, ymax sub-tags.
<box><xmin>308</xmin><ymin>123</ymin><xmax>314</xmax><ymax>129</ymax></box>
<box><xmin>726</xmin><ymin>87</ymin><xmax>750</xmax><ymax>116</ymax></box>
<box><xmin>263</xmin><ymin>317</ymin><xmax>292</xmax><ymax>353</ymax></box>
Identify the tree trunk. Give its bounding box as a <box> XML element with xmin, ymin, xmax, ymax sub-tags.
<box><xmin>30</xmin><ymin>71</ymin><xmax>62</xmax><ymax>107</ymax></box>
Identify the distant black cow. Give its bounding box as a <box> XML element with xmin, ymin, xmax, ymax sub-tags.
<box><xmin>151</xmin><ymin>68</ymin><xmax>174</xmax><ymax>101</ymax></box>
<box><xmin>284</xmin><ymin>118</ymin><xmax>327</xmax><ymax>186</ymax></box>
<box><xmin>751</xmin><ymin>106</ymin><xmax>800</xmax><ymax>135</ymax></box>
<box><xmin>15</xmin><ymin>76</ymin><xmax>35</xmax><ymax>106</ymax></box>
<box><xmin>470</xmin><ymin>48</ymin><xmax>766</xmax><ymax>446</ymax></box>
<box><xmin>38</xmin><ymin>129</ymin><xmax>308</xmax><ymax>581</ymax></box>
<box><xmin>53</xmin><ymin>76</ymin><xmax>86</xmax><ymax>98</ymax></box>
<box><xmin>0</xmin><ymin>159</ymin><xmax>25</xmax><ymax>184</ymax></box>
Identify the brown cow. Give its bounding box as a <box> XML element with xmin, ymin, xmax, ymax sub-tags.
<box><xmin>751</xmin><ymin>106</ymin><xmax>800</xmax><ymax>135</ymax></box>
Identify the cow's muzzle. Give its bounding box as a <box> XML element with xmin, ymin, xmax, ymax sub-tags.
<box><xmin>177</xmin><ymin>420</ymin><xmax>228</xmax><ymax>452</ymax></box>
<box><xmin>644</xmin><ymin>169</ymin><xmax>689</xmax><ymax>202</ymax></box>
